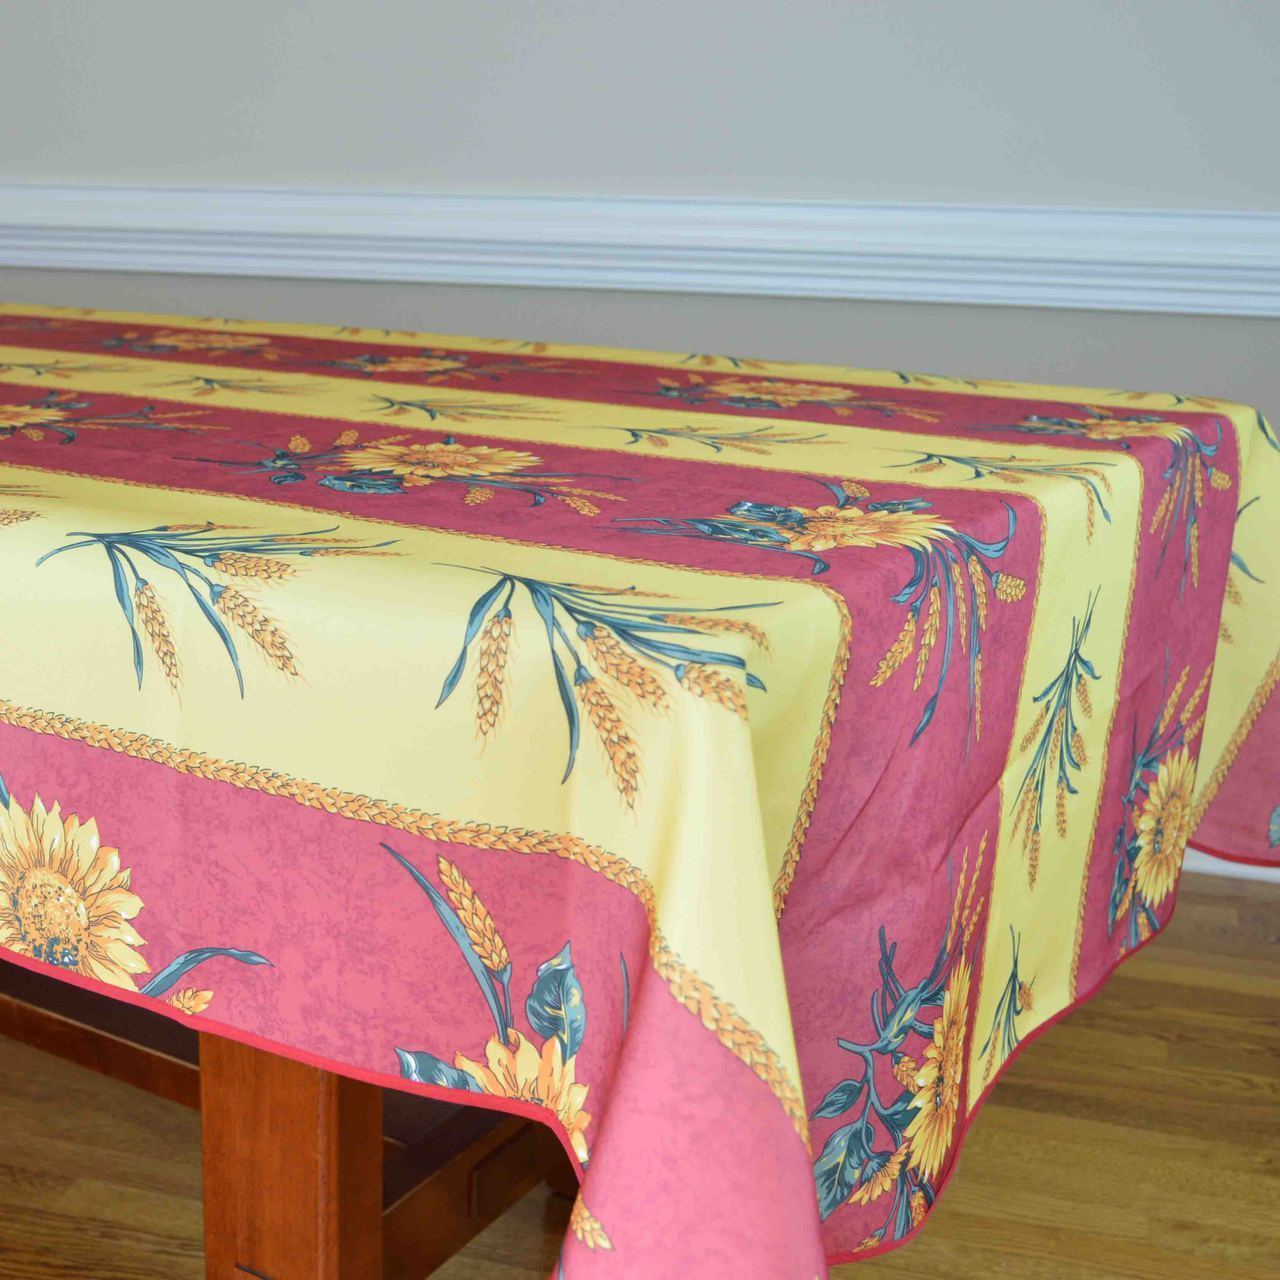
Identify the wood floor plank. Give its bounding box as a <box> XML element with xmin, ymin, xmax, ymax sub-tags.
<box><xmin>0</xmin><ymin>873</ymin><xmax>1275</xmax><ymax>1278</ymax></box>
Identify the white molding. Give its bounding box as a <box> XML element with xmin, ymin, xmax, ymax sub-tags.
<box><xmin>0</xmin><ymin>184</ymin><xmax>1278</xmax><ymax>317</ymax></box>
<box><xmin>1185</xmin><ymin>848</ymin><xmax>1280</xmax><ymax>883</ymax></box>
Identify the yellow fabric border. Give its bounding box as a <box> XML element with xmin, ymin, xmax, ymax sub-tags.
<box><xmin>1068</xmin><ymin>466</ymin><xmax>1145</xmax><ymax>998</ymax></box>
<box><xmin>968</xmin><ymin>448</ymin><xmax>1145</xmax><ymax>1101</ymax></box>
<box><xmin>0</xmin><ymin>455</ymin><xmax>850</xmax><ymax>919</ymax></box>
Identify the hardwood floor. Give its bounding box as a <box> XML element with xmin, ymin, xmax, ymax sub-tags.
<box><xmin>0</xmin><ymin>873</ymin><xmax>1276</xmax><ymax>1279</ymax></box>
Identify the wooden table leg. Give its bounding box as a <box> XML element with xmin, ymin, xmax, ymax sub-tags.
<box><xmin>200</xmin><ymin>1033</ymin><xmax>384</xmax><ymax>1280</ymax></box>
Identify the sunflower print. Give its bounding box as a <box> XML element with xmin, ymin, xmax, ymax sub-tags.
<box><xmin>1108</xmin><ymin>662</ymin><xmax>1210</xmax><ymax>947</ymax></box>
<box><xmin>337</xmin><ymin>354</ymin><xmax>470</xmax><ymax>377</ymax></box>
<box><xmin>651</xmin><ymin>373</ymin><xmax>942</xmax><ymax>422</ymax></box>
<box><xmin>706</xmin><ymin>377</ymin><xmax>869</xmax><ymax>408</ymax></box>
<box><xmin>166</xmin><ymin>988</ymin><xmax>214</xmax><ymax>1015</ymax></box>
<box><xmin>389</xmin><ymin>846</ymin><xmax>597</xmax><ymax>1165</ymax></box>
<box><xmin>0</xmin><ymin>402</ymin><xmax>71</xmax><ymax>436</ymax></box>
<box><xmin>455</xmin><ymin>1030</ymin><xmax>592</xmax><ymax>1164</ymax></box>
<box><xmin>313</xmin><ymin>346</ymin><xmax>571</xmax><ymax>384</ymax></box>
<box><xmin>622</xmin><ymin>480</ymin><xmax>1022</xmax><ymax>743</ymax></box>
<box><xmin>0</xmin><ymin>792</ymin><xmax>146</xmax><ymax>989</ymax></box>
<box><xmin>0</xmin><ymin>391</ymin><xmax>209</xmax><ymax>444</ymax></box>
<box><xmin>783</xmin><ymin>503</ymin><xmax>951</xmax><ymax>553</ymax></box>
<box><xmin>1133</xmin><ymin>747</ymin><xmax>1196</xmax><ymax>909</ymax></box>
<box><xmin>193</xmin><ymin>429</ymin><xmax>628</xmax><ymax>515</ymax></box>
<box><xmin>810</xmin><ymin>836</ymin><xmax>985</xmax><ymax>1243</ymax></box>
<box><xmin>337</xmin><ymin>438</ymin><xmax>541</xmax><ymax>484</ymax></box>
<box><xmin>0</xmin><ymin>785</ymin><xmax>270</xmax><ymax>1006</ymax></box>
<box><xmin>104</xmin><ymin>328</ymin><xmax>273</xmax><ymax>356</ymax></box>
<box><xmin>903</xmin><ymin>954</ymin><xmax>970</xmax><ymax>1182</ymax></box>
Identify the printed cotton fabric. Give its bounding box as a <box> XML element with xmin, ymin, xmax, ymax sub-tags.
<box><xmin>0</xmin><ymin>304</ymin><xmax>1273</xmax><ymax>1277</ymax></box>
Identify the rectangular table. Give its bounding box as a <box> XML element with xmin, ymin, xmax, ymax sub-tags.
<box><xmin>0</xmin><ymin>303</ymin><xmax>1274</xmax><ymax>1277</ymax></box>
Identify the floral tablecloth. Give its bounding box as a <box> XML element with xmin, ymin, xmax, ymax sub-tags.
<box><xmin>0</xmin><ymin>303</ymin><xmax>1274</xmax><ymax>1277</ymax></box>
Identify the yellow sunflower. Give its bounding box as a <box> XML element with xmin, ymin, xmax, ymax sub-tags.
<box><xmin>152</xmin><ymin>330</ymin><xmax>265</xmax><ymax>352</ymax></box>
<box><xmin>456</xmin><ymin>1030</ymin><xmax>591</xmax><ymax>1163</ymax></box>
<box><xmin>849</xmin><ymin>1144</ymin><xmax>907</xmax><ymax>1206</ymax></box>
<box><xmin>166</xmin><ymin>988</ymin><xmax>213</xmax><ymax>1015</ymax></box>
<box><xmin>1133</xmin><ymin>747</ymin><xmax>1196</xmax><ymax>907</ymax></box>
<box><xmin>1075</xmin><ymin>415</ymin><xmax>1186</xmax><ymax>443</ymax></box>
<box><xmin>0</xmin><ymin>405</ymin><xmax>68</xmax><ymax>431</ymax></box>
<box><xmin>338</xmin><ymin>438</ymin><xmax>540</xmax><ymax>485</ymax></box>
<box><xmin>708</xmin><ymin>377</ymin><xmax>856</xmax><ymax>406</ymax></box>
<box><xmin>910</xmin><ymin>1189</ymin><xmax>928</xmax><ymax>1227</ymax></box>
<box><xmin>0</xmin><ymin>794</ymin><xmax>147</xmax><ymax>989</ymax></box>
<box><xmin>785</xmin><ymin>505</ymin><xmax>950</xmax><ymax>553</ymax></box>
<box><xmin>373</xmin><ymin>356</ymin><xmax>469</xmax><ymax>375</ymax></box>
<box><xmin>904</xmin><ymin>955</ymin><xmax>970</xmax><ymax>1182</ymax></box>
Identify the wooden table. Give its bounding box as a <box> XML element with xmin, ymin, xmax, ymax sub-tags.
<box><xmin>0</xmin><ymin>960</ymin><xmax>575</xmax><ymax>1279</ymax></box>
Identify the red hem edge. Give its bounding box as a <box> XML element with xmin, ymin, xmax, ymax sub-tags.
<box><xmin>1188</xmin><ymin>838</ymin><xmax>1279</xmax><ymax>869</ymax></box>
<box><xmin>821</xmin><ymin>893</ymin><xmax>1177</xmax><ymax>1269</ymax></box>
<box><xmin>0</xmin><ymin>945</ymin><xmax>587</xmax><ymax>1182</ymax></box>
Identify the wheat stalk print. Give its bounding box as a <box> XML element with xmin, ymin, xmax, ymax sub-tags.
<box><xmin>979</xmin><ymin>928</ymin><xmax>1034</xmax><ymax>1082</ymax></box>
<box><xmin>0</xmin><ymin>389</ymin><xmax>211</xmax><ymax>444</ymax></box>
<box><xmin>0</xmin><ymin>358</ymin><xmax>130</xmax><ymax>380</ymax></box>
<box><xmin>593</xmin><ymin>422</ymin><xmax>829</xmax><ymax>454</ymax></box>
<box><xmin>133</xmin><ymin>582</ymin><xmax>181</xmax><ymax>689</ymax></box>
<box><xmin>436</xmin><ymin>571</ymin><xmax>776</xmax><ymax>804</ymax></box>
<box><xmin>1258</xmin><ymin>411</ymin><xmax>1280</xmax><ymax>453</ymax></box>
<box><xmin>869</xmin><ymin>504</ymin><xmax>1024</xmax><ymax>745</ymax></box>
<box><xmin>159</xmin><ymin>374</ymin><xmax>310</xmax><ymax>397</ymax></box>
<box><xmin>0</xmin><ymin>482</ymin><xmax>49</xmax><ymax>529</ymax></box>
<box><xmin>621</xmin><ymin>478</ymin><xmax>1023</xmax><ymax>744</ymax></box>
<box><xmin>1221</xmin><ymin>497</ymin><xmax>1264</xmax><ymax>639</ymax></box>
<box><xmin>387</xmin><ymin>845</ymin><xmax>594</xmax><ymax>1166</ymax></box>
<box><xmin>1146</xmin><ymin>424</ymin><xmax>1232</xmax><ymax>591</ymax></box>
<box><xmin>36</xmin><ymin>522</ymin><xmax>397</xmax><ymax>694</ymax></box>
<box><xmin>437</xmin><ymin>854</ymin><xmax>513</xmax><ymax>1026</ymax></box>
<box><xmin>979</xmin><ymin>409</ymin><xmax>1232</xmax><ymax>592</ymax></box>
<box><xmin>890</xmin><ymin>450</ymin><xmax>1116</xmax><ymax>542</ymax></box>
<box><xmin>369</xmin><ymin>393</ymin><xmax>554</xmax><ymax>423</ymax></box>
<box><xmin>1011</xmin><ymin>594</ymin><xmax>1101</xmax><ymax>887</ymax></box>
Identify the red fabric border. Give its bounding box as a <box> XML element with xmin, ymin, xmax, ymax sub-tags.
<box><xmin>0</xmin><ymin>946</ymin><xmax>587</xmax><ymax>1178</ymax></box>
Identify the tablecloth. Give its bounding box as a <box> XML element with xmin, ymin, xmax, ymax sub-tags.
<box><xmin>0</xmin><ymin>303</ymin><xmax>1273</xmax><ymax>1277</ymax></box>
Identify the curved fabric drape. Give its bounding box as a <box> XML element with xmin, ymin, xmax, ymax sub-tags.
<box><xmin>0</xmin><ymin>303</ymin><xmax>1273</xmax><ymax>1277</ymax></box>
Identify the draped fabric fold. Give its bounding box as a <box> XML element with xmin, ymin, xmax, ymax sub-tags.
<box><xmin>0</xmin><ymin>303</ymin><xmax>1272</xmax><ymax>1276</ymax></box>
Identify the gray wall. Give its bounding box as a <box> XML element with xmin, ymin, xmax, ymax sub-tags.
<box><xmin>2</xmin><ymin>0</ymin><xmax>1277</xmax><ymax>209</ymax></box>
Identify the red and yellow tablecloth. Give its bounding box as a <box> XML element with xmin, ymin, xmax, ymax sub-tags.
<box><xmin>0</xmin><ymin>303</ymin><xmax>1273</xmax><ymax>1276</ymax></box>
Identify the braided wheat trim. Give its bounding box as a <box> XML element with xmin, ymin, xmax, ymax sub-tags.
<box><xmin>771</xmin><ymin>598</ymin><xmax>853</xmax><ymax>916</ymax></box>
<box><xmin>0</xmin><ymin>696</ymin><xmax>808</xmax><ymax>1140</ymax></box>
<box><xmin>1188</xmin><ymin>647</ymin><xmax>1280</xmax><ymax>831</ymax></box>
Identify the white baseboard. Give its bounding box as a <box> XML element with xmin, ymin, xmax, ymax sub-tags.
<box><xmin>1184</xmin><ymin>848</ymin><xmax>1280</xmax><ymax>883</ymax></box>
<box><xmin>0</xmin><ymin>184</ymin><xmax>1277</xmax><ymax>317</ymax></box>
